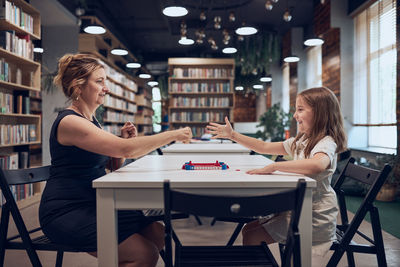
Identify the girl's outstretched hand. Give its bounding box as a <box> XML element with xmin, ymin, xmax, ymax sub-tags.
<box><xmin>246</xmin><ymin>164</ymin><xmax>275</xmax><ymax>175</ymax></box>
<box><xmin>121</xmin><ymin>121</ymin><xmax>137</xmax><ymax>138</ymax></box>
<box><xmin>206</xmin><ymin>116</ymin><xmax>233</xmax><ymax>139</ymax></box>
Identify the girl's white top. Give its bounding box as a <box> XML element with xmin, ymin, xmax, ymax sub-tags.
<box><xmin>283</xmin><ymin>135</ymin><xmax>339</xmax><ymax>243</ymax></box>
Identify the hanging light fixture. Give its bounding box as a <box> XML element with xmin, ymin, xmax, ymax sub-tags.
<box><xmin>139</xmin><ymin>73</ymin><xmax>151</xmax><ymax>79</ymax></box>
<box><xmin>304</xmin><ymin>36</ymin><xmax>324</xmax><ymax>46</ymax></box>
<box><xmin>147</xmin><ymin>81</ymin><xmax>159</xmax><ymax>87</ymax></box>
<box><xmin>162</xmin><ymin>4</ymin><xmax>188</xmax><ymax>17</ymax></box>
<box><xmin>33</xmin><ymin>40</ymin><xmax>44</xmax><ymax>53</ymax></box>
<box><xmin>229</xmin><ymin>11</ymin><xmax>235</xmax><ymax>22</ymax></box>
<box><xmin>83</xmin><ymin>23</ymin><xmax>106</xmax><ymax>34</ymax></box>
<box><xmin>179</xmin><ymin>36</ymin><xmax>194</xmax><ymax>45</ymax></box>
<box><xmin>126</xmin><ymin>62</ymin><xmax>141</xmax><ymax>68</ymax></box>
<box><xmin>253</xmin><ymin>84</ymin><xmax>263</xmax><ymax>90</ymax></box>
<box><xmin>111</xmin><ymin>47</ymin><xmax>128</xmax><ymax>56</ymax></box>
<box><xmin>199</xmin><ymin>10</ymin><xmax>207</xmax><ymax>21</ymax></box>
<box><xmin>283</xmin><ymin>0</ymin><xmax>292</xmax><ymax>22</ymax></box>
<box><xmin>260</xmin><ymin>75</ymin><xmax>272</xmax><ymax>82</ymax></box>
<box><xmin>235</xmin><ymin>22</ymin><xmax>258</xmax><ymax>36</ymax></box>
<box><xmin>235</xmin><ymin>86</ymin><xmax>244</xmax><ymax>91</ymax></box>
<box><xmin>222</xmin><ymin>47</ymin><xmax>237</xmax><ymax>54</ymax></box>
<box><xmin>283</xmin><ymin>55</ymin><xmax>300</xmax><ymax>62</ymax></box>
<box><xmin>265</xmin><ymin>0</ymin><xmax>273</xmax><ymax>10</ymax></box>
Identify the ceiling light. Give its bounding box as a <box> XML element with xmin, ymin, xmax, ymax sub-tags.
<box><xmin>235</xmin><ymin>26</ymin><xmax>257</xmax><ymax>36</ymax></box>
<box><xmin>148</xmin><ymin>81</ymin><xmax>159</xmax><ymax>87</ymax></box>
<box><xmin>253</xmin><ymin>84</ymin><xmax>263</xmax><ymax>89</ymax></box>
<box><xmin>284</xmin><ymin>55</ymin><xmax>300</xmax><ymax>63</ymax></box>
<box><xmin>83</xmin><ymin>24</ymin><xmax>106</xmax><ymax>35</ymax></box>
<box><xmin>229</xmin><ymin>11</ymin><xmax>235</xmax><ymax>22</ymax></box>
<box><xmin>33</xmin><ymin>47</ymin><xmax>44</xmax><ymax>53</ymax></box>
<box><xmin>178</xmin><ymin>37</ymin><xmax>194</xmax><ymax>45</ymax></box>
<box><xmin>139</xmin><ymin>73</ymin><xmax>151</xmax><ymax>79</ymax></box>
<box><xmin>235</xmin><ymin>86</ymin><xmax>244</xmax><ymax>91</ymax></box>
<box><xmin>200</xmin><ymin>10</ymin><xmax>206</xmax><ymax>21</ymax></box>
<box><xmin>222</xmin><ymin>47</ymin><xmax>237</xmax><ymax>54</ymax></box>
<box><xmin>304</xmin><ymin>37</ymin><xmax>324</xmax><ymax>46</ymax></box>
<box><xmin>111</xmin><ymin>48</ymin><xmax>128</xmax><ymax>56</ymax></box>
<box><xmin>283</xmin><ymin>9</ymin><xmax>292</xmax><ymax>22</ymax></box>
<box><xmin>265</xmin><ymin>0</ymin><xmax>273</xmax><ymax>10</ymax></box>
<box><xmin>260</xmin><ymin>76</ymin><xmax>272</xmax><ymax>82</ymax></box>
<box><xmin>126</xmin><ymin>62</ymin><xmax>141</xmax><ymax>68</ymax></box>
<box><xmin>162</xmin><ymin>6</ymin><xmax>188</xmax><ymax>17</ymax></box>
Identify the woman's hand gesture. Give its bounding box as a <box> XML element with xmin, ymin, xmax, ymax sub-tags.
<box><xmin>175</xmin><ymin>127</ymin><xmax>192</xmax><ymax>143</ymax></box>
<box><xmin>121</xmin><ymin>121</ymin><xmax>137</xmax><ymax>139</ymax></box>
<box><xmin>206</xmin><ymin>116</ymin><xmax>233</xmax><ymax>139</ymax></box>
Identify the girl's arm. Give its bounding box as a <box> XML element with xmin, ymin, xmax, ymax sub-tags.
<box><xmin>57</xmin><ymin>115</ymin><xmax>192</xmax><ymax>159</ymax></box>
<box><xmin>246</xmin><ymin>152</ymin><xmax>331</xmax><ymax>176</ymax></box>
<box><xmin>207</xmin><ymin>116</ymin><xmax>287</xmax><ymax>155</ymax></box>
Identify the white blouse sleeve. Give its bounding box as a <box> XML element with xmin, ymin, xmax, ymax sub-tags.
<box><xmin>310</xmin><ymin>136</ymin><xmax>337</xmax><ymax>167</ymax></box>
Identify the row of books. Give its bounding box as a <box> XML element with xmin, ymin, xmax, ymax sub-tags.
<box><xmin>171</xmin><ymin>96</ymin><xmax>231</xmax><ymax>107</ymax></box>
<box><xmin>0</xmin><ymin>58</ymin><xmax>33</xmax><ymax>85</ymax></box>
<box><xmin>170</xmin><ymin>82</ymin><xmax>231</xmax><ymax>93</ymax></box>
<box><xmin>0</xmin><ymin>30</ymin><xmax>34</xmax><ymax>60</ymax></box>
<box><xmin>0</xmin><ymin>151</ymin><xmax>33</xmax><ymax>205</ymax></box>
<box><xmin>0</xmin><ymin>123</ymin><xmax>37</xmax><ymax>145</ymax></box>
<box><xmin>104</xmin><ymin>110</ymin><xmax>134</xmax><ymax>123</ymax></box>
<box><xmin>0</xmin><ymin>91</ymin><xmax>30</xmax><ymax>114</ymax></box>
<box><xmin>100</xmin><ymin>60</ymin><xmax>137</xmax><ymax>91</ymax></box>
<box><xmin>135</xmin><ymin>116</ymin><xmax>152</xmax><ymax>125</ymax></box>
<box><xmin>106</xmin><ymin>80</ymin><xmax>135</xmax><ymax>101</ymax></box>
<box><xmin>104</xmin><ymin>95</ymin><xmax>137</xmax><ymax>113</ymax></box>
<box><xmin>0</xmin><ymin>0</ymin><xmax>35</xmax><ymax>34</ymax></box>
<box><xmin>171</xmin><ymin>111</ymin><xmax>228</xmax><ymax>122</ymax></box>
<box><xmin>172</xmin><ymin>68</ymin><xmax>233</xmax><ymax>78</ymax></box>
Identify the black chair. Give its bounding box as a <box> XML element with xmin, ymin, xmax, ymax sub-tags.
<box><xmin>163</xmin><ymin>178</ymin><xmax>306</xmax><ymax>267</ymax></box>
<box><xmin>327</xmin><ymin>157</ymin><xmax>392</xmax><ymax>267</ymax></box>
<box><xmin>210</xmin><ymin>154</ymin><xmax>287</xmax><ymax>246</ymax></box>
<box><xmin>0</xmin><ymin>166</ymin><xmax>90</xmax><ymax>267</ymax></box>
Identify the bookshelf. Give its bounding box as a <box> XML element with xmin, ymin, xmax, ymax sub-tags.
<box><xmin>0</xmin><ymin>0</ymin><xmax>41</xmax><ymax>207</ymax></box>
<box><xmin>136</xmin><ymin>83</ymin><xmax>153</xmax><ymax>136</ymax></box>
<box><xmin>78</xmin><ymin>16</ymin><xmax>143</xmax><ymax>136</ymax></box>
<box><xmin>168</xmin><ymin>58</ymin><xmax>235</xmax><ymax>137</ymax></box>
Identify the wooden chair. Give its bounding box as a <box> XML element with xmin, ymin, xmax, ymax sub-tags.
<box><xmin>327</xmin><ymin>157</ymin><xmax>392</xmax><ymax>267</ymax></box>
<box><xmin>0</xmin><ymin>165</ymin><xmax>91</xmax><ymax>267</ymax></box>
<box><xmin>163</xmin><ymin>178</ymin><xmax>306</xmax><ymax>267</ymax></box>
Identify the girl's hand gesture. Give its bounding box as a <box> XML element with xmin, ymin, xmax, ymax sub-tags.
<box><xmin>246</xmin><ymin>164</ymin><xmax>275</xmax><ymax>175</ymax></box>
<box><xmin>175</xmin><ymin>127</ymin><xmax>193</xmax><ymax>143</ymax></box>
<box><xmin>121</xmin><ymin>121</ymin><xmax>137</xmax><ymax>139</ymax></box>
<box><xmin>206</xmin><ymin>116</ymin><xmax>233</xmax><ymax>139</ymax></box>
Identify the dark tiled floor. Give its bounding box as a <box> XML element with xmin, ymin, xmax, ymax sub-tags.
<box><xmin>3</xmin><ymin>203</ymin><xmax>400</xmax><ymax>267</ymax></box>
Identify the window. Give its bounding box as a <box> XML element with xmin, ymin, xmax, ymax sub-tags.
<box><xmin>152</xmin><ymin>87</ymin><xmax>161</xmax><ymax>133</ymax></box>
<box><xmin>354</xmin><ymin>0</ymin><xmax>397</xmax><ymax>149</ymax></box>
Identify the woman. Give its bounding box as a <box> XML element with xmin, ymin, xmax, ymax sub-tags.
<box><xmin>39</xmin><ymin>53</ymin><xmax>192</xmax><ymax>267</ymax></box>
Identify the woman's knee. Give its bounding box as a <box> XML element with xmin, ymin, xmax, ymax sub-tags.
<box><xmin>141</xmin><ymin>222</ymin><xmax>165</xmax><ymax>251</ymax></box>
<box><xmin>118</xmin><ymin>234</ymin><xmax>159</xmax><ymax>267</ymax></box>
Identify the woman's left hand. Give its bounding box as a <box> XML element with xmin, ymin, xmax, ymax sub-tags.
<box><xmin>121</xmin><ymin>121</ymin><xmax>137</xmax><ymax>139</ymax></box>
<box><xmin>246</xmin><ymin>164</ymin><xmax>275</xmax><ymax>175</ymax></box>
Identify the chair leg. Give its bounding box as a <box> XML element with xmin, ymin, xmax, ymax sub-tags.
<box><xmin>210</xmin><ymin>218</ymin><xmax>217</xmax><ymax>226</ymax></box>
<box><xmin>0</xmin><ymin>206</ymin><xmax>10</xmax><ymax>267</ymax></box>
<box><xmin>226</xmin><ymin>222</ymin><xmax>244</xmax><ymax>246</ymax></box>
<box><xmin>346</xmin><ymin>251</ymin><xmax>356</xmax><ymax>267</ymax></box>
<box><xmin>55</xmin><ymin>250</ymin><xmax>64</xmax><ymax>267</ymax></box>
<box><xmin>370</xmin><ymin>207</ymin><xmax>387</xmax><ymax>267</ymax></box>
<box><xmin>193</xmin><ymin>215</ymin><xmax>202</xmax><ymax>225</ymax></box>
<box><xmin>327</xmin><ymin>248</ymin><xmax>346</xmax><ymax>267</ymax></box>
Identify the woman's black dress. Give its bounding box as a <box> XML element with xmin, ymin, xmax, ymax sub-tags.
<box><xmin>39</xmin><ymin>110</ymin><xmax>151</xmax><ymax>251</ymax></box>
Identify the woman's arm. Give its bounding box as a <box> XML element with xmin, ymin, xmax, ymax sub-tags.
<box><xmin>57</xmin><ymin>115</ymin><xmax>192</xmax><ymax>159</ymax></box>
<box><xmin>246</xmin><ymin>152</ymin><xmax>331</xmax><ymax>176</ymax></box>
<box><xmin>207</xmin><ymin>116</ymin><xmax>287</xmax><ymax>155</ymax></box>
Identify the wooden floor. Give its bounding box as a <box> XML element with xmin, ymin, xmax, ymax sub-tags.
<box><xmin>3</xmin><ymin>202</ymin><xmax>400</xmax><ymax>267</ymax></box>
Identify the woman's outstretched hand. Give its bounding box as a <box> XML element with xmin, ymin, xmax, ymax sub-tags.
<box><xmin>206</xmin><ymin>116</ymin><xmax>233</xmax><ymax>139</ymax></box>
<box><xmin>121</xmin><ymin>121</ymin><xmax>137</xmax><ymax>138</ymax></box>
<box><xmin>175</xmin><ymin>127</ymin><xmax>193</xmax><ymax>143</ymax></box>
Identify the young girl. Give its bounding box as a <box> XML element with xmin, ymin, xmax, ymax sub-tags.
<box><xmin>206</xmin><ymin>87</ymin><xmax>347</xmax><ymax>254</ymax></box>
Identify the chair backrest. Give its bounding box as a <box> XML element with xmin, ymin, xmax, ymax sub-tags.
<box><xmin>163</xmin><ymin>178</ymin><xmax>306</xmax><ymax>267</ymax></box>
<box><xmin>332</xmin><ymin>157</ymin><xmax>392</xmax><ymax>226</ymax></box>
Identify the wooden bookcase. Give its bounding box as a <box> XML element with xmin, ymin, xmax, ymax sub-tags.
<box><xmin>168</xmin><ymin>58</ymin><xmax>235</xmax><ymax>137</ymax></box>
<box><xmin>135</xmin><ymin>82</ymin><xmax>153</xmax><ymax>136</ymax></box>
<box><xmin>78</xmin><ymin>16</ymin><xmax>144</xmax><ymax>136</ymax></box>
<box><xmin>0</xmin><ymin>0</ymin><xmax>41</xmax><ymax>208</ymax></box>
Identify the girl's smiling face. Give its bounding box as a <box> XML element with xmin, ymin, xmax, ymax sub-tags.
<box><xmin>294</xmin><ymin>96</ymin><xmax>314</xmax><ymax>135</ymax></box>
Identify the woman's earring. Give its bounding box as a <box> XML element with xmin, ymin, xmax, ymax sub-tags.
<box><xmin>75</xmin><ymin>95</ymin><xmax>79</xmax><ymax>101</ymax></box>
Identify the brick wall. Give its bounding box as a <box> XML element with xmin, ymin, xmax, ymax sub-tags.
<box><xmin>321</xmin><ymin>28</ymin><xmax>341</xmax><ymax>100</ymax></box>
<box><xmin>233</xmin><ymin>92</ymin><xmax>256</xmax><ymax>122</ymax></box>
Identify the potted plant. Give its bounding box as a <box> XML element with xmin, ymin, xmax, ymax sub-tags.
<box><xmin>255</xmin><ymin>102</ymin><xmax>293</xmax><ymax>142</ymax></box>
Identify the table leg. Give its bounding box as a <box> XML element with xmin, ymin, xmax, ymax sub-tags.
<box><xmin>299</xmin><ymin>188</ymin><xmax>312</xmax><ymax>267</ymax></box>
<box><xmin>97</xmin><ymin>189</ymin><xmax>118</xmax><ymax>267</ymax></box>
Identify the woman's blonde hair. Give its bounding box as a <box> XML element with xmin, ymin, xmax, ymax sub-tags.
<box><xmin>291</xmin><ymin>87</ymin><xmax>347</xmax><ymax>158</ymax></box>
<box><xmin>53</xmin><ymin>53</ymin><xmax>103</xmax><ymax>100</ymax></box>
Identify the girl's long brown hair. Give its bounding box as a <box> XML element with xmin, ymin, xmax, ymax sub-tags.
<box><xmin>291</xmin><ymin>87</ymin><xmax>347</xmax><ymax>158</ymax></box>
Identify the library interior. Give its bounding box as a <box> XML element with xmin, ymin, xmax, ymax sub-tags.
<box><xmin>0</xmin><ymin>0</ymin><xmax>400</xmax><ymax>267</ymax></box>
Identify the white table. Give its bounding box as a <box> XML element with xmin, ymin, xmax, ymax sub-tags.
<box><xmin>162</xmin><ymin>142</ymin><xmax>251</xmax><ymax>155</ymax></box>
<box><xmin>93</xmin><ymin>154</ymin><xmax>316</xmax><ymax>267</ymax></box>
